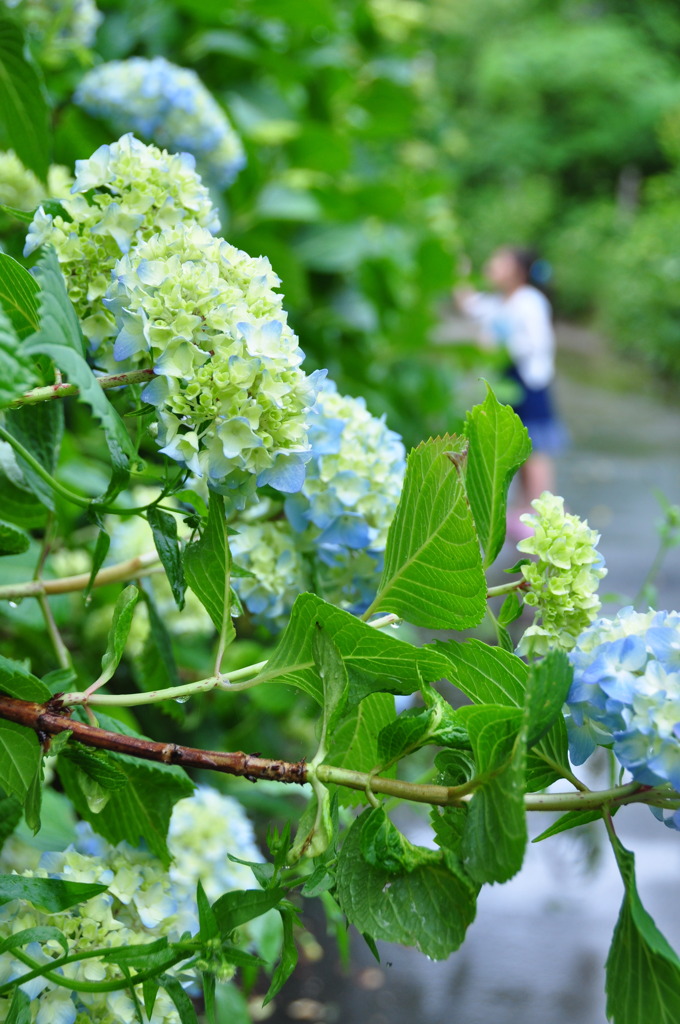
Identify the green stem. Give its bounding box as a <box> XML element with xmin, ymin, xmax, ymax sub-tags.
<box><xmin>486</xmin><ymin>579</ymin><xmax>528</xmax><ymax>598</ymax></box>
<box><xmin>8</xmin><ymin>368</ymin><xmax>156</xmax><ymax>408</ymax></box>
<box><xmin>0</xmin><ymin>424</ymin><xmax>92</xmax><ymax>509</ymax></box>
<box><xmin>7</xmin><ymin>946</ymin><xmax>195</xmax><ymax>995</ymax></box>
<box><xmin>38</xmin><ymin>593</ymin><xmax>72</xmax><ymax>670</ymax></box>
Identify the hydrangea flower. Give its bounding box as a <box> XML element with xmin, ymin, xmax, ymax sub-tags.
<box><xmin>0</xmin><ymin>151</ymin><xmax>71</xmax><ymax>211</ymax></box>
<box><xmin>565</xmin><ymin>607</ymin><xmax>680</xmax><ymax>829</ymax></box>
<box><xmin>0</xmin><ymin>787</ymin><xmax>262</xmax><ymax>1022</ymax></box>
<box><xmin>3</xmin><ymin>0</ymin><xmax>102</xmax><ymax>67</ymax></box>
<box><xmin>104</xmin><ymin>221</ymin><xmax>325</xmax><ymax>493</ymax></box>
<box><xmin>24</xmin><ymin>134</ymin><xmax>219</xmax><ymax>350</ymax></box>
<box><xmin>75</xmin><ymin>57</ymin><xmax>245</xmax><ymax>187</ymax></box>
<box><xmin>516</xmin><ymin>492</ymin><xmax>607</xmax><ymax>656</ymax></box>
<box><xmin>230</xmin><ymin>519</ymin><xmax>312</xmax><ymax>631</ymax></box>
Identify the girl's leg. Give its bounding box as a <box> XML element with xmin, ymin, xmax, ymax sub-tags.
<box><xmin>520</xmin><ymin>452</ymin><xmax>555</xmax><ymax>504</ymax></box>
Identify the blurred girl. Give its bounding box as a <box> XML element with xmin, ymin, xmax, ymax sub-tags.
<box><xmin>455</xmin><ymin>246</ymin><xmax>567</xmax><ymax>538</ymax></box>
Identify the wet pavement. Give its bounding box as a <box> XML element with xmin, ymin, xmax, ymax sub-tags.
<box><xmin>267</xmin><ymin>323</ymin><xmax>680</xmax><ymax>1024</ymax></box>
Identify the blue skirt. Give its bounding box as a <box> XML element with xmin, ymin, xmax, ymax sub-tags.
<box><xmin>506</xmin><ymin>365</ymin><xmax>569</xmax><ymax>455</ymax></box>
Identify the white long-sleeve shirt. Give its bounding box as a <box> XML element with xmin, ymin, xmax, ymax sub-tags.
<box><xmin>460</xmin><ymin>285</ymin><xmax>555</xmax><ymax>390</ymax></box>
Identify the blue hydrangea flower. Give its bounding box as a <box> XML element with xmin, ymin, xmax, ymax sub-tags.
<box><xmin>566</xmin><ymin>606</ymin><xmax>680</xmax><ymax>828</ymax></box>
<box><xmin>75</xmin><ymin>57</ymin><xmax>245</xmax><ymax>187</ymax></box>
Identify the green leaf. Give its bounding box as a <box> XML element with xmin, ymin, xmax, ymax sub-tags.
<box><xmin>0</xmin><ymin>254</ymin><xmax>40</xmax><ymax>340</ymax></box>
<box><xmin>197</xmin><ymin>880</ymin><xmax>219</xmax><ymax>943</ymax></box>
<box><xmin>0</xmin><ymin>794</ymin><xmax>22</xmax><ymax>850</ymax></box>
<box><xmin>0</xmin><ymin>470</ymin><xmax>46</xmax><ymax>528</ymax></box>
<box><xmin>0</xmin><ymin>308</ymin><xmax>37</xmax><ymax>410</ymax></box>
<box><xmin>263</xmin><ymin>907</ymin><xmax>299</xmax><ymax>1005</ymax></box>
<box><xmin>376</xmin><ymin>689</ymin><xmax>468</xmax><ymax>767</ymax></box>
<box><xmin>532</xmin><ymin>807</ymin><xmax>607</xmax><ymax>843</ymax></box>
<box><xmin>22</xmin><ymin>249</ymin><xmax>136</xmax><ymax>500</ymax></box>
<box><xmin>252</xmin><ymin>592</ymin><xmax>451</xmax><ymax>705</ymax></box>
<box><xmin>83</xmin><ymin>526</ymin><xmax>111</xmax><ymax>602</ymax></box>
<box><xmin>97</xmin><ymin>584</ymin><xmax>139</xmax><ymax>688</ymax></box>
<box><xmin>288</xmin><ymin>784</ymin><xmax>333</xmax><ymax>862</ymax></box>
<box><xmin>212</xmin><ymin>888</ymin><xmax>285</xmax><ymax>938</ymax></box>
<box><xmin>0</xmin><ymin>518</ymin><xmax>30</xmax><ymax>555</ymax></box>
<box><xmin>524</xmin><ymin>650</ymin><xmax>573</xmax><ymax>747</ymax></box>
<box><xmin>464</xmin><ymin>385</ymin><xmax>531</xmax><ymax>566</ymax></box>
<box><xmin>0</xmin><ymin>17</ymin><xmax>49</xmax><ymax>179</ymax></box>
<box><xmin>59</xmin><ymin>743</ymin><xmax>128</xmax><ymax>792</ymax></box>
<box><xmin>142</xmin><ymin>978</ymin><xmax>160</xmax><ymax>1020</ymax></box>
<box><xmin>4</xmin><ymin>400</ymin><xmax>63</xmax><ymax>510</ymax></box>
<box><xmin>606</xmin><ymin>834</ymin><xmax>680</xmax><ymax>1024</ymax></box>
<box><xmin>360</xmin><ymin>807</ymin><xmax>438</xmax><ymax>874</ymax></box>
<box><xmin>56</xmin><ymin>711</ymin><xmax>193</xmax><ymax>866</ymax></box>
<box><xmin>0</xmin><ymin>720</ymin><xmax>40</xmax><ymax>801</ymax></box>
<box><xmin>0</xmin><ymin>873</ymin><xmax>107</xmax><ymax>911</ymax></box>
<box><xmin>456</xmin><ymin>704</ymin><xmax>527</xmax><ymax>884</ymax></box>
<box><xmin>23</xmin><ymin>755</ymin><xmax>42</xmax><ymax>832</ymax></box>
<box><xmin>134</xmin><ymin>583</ymin><xmax>182</xmax><ymax>710</ymax></box>
<box><xmin>368</xmin><ymin>434</ymin><xmax>486</xmax><ymax>629</ymax></box>
<box><xmin>0</xmin><ymin>925</ymin><xmax>68</xmax><ymax>956</ymax></box>
<box><xmin>498</xmin><ymin>591</ymin><xmax>523</xmax><ymax>627</ymax></box>
<box><xmin>5</xmin><ymin>987</ymin><xmax>30</xmax><ymax>1024</ymax></box>
<box><xmin>325</xmin><ymin>693</ymin><xmax>396</xmax><ymax>806</ymax></box>
<box><xmin>184</xmin><ymin>489</ymin><xmax>234</xmax><ymax>651</ymax></box>
<box><xmin>147</xmin><ymin>507</ymin><xmax>185</xmax><ymax>610</ymax></box>
<box><xmin>0</xmin><ymin>654</ymin><xmax>49</xmax><ymax>701</ymax></box>
<box><xmin>160</xmin><ymin>973</ymin><xmax>199</xmax><ymax>1024</ymax></box>
<box><xmin>335</xmin><ymin>809</ymin><xmax>477</xmax><ymax>959</ymax></box>
<box><xmin>436</xmin><ymin>638</ymin><xmax>527</xmax><ymax>706</ymax></box>
<box><xmin>313</xmin><ymin>622</ymin><xmax>349</xmax><ymax>754</ymax></box>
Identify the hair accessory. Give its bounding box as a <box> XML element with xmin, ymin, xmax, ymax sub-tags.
<box><xmin>529</xmin><ymin>258</ymin><xmax>552</xmax><ymax>285</ymax></box>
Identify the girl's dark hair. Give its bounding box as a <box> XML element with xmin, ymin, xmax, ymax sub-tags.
<box><xmin>504</xmin><ymin>245</ymin><xmax>553</xmax><ymax>295</ymax></box>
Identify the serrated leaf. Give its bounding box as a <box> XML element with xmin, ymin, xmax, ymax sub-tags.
<box><xmin>22</xmin><ymin>249</ymin><xmax>136</xmax><ymax>500</ymax></box>
<box><xmin>147</xmin><ymin>506</ymin><xmax>185</xmax><ymax>610</ymax></box>
<box><xmin>0</xmin><ymin>254</ymin><xmax>40</xmax><ymax>340</ymax></box>
<box><xmin>361</xmin><ymin>807</ymin><xmax>438</xmax><ymax>874</ymax></box>
<box><xmin>97</xmin><ymin>584</ymin><xmax>139</xmax><ymax>688</ymax></box>
<box><xmin>0</xmin><ymin>308</ymin><xmax>37</xmax><ymax>410</ymax></box>
<box><xmin>464</xmin><ymin>385</ymin><xmax>531</xmax><ymax>566</ymax></box>
<box><xmin>263</xmin><ymin>907</ymin><xmax>298</xmax><ymax>1005</ymax></box>
<box><xmin>524</xmin><ymin>650</ymin><xmax>572</xmax><ymax>747</ymax></box>
<box><xmin>377</xmin><ymin>689</ymin><xmax>467</xmax><ymax>767</ymax></box>
<box><xmin>0</xmin><ymin>518</ymin><xmax>30</xmax><ymax>555</ymax></box>
<box><xmin>498</xmin><ymin>591</ymin><xmax>522</xmax><ymax>627</ymax></box>
<box><xmin>456</xmin><ymin>704</ymin><xmax>527</xmax><ymax>884</ymax></box>
<box><xmin>0</xmin><ymin>17</ymin><xmax>49</xmax><ymax>179</ymax></box>
<box><xmin>4</xmin><ymin>400</ymin><xmax>63</xmax><ymax>510</ymax></box>
<box><xmin>0</xmin><ymin>720</ymin><xmax>40</xmax><ymax>801</ymax></box>
<box><xmin>184</xmin><ymin>489</ymin><xmax>234</xmax><ymax>654</ymax></box>
<box><xmin>606</xmin><ymin>834</ymin><xmax>680</xmax><ymax>1024</ymax></box>
<box><xmin>0</xmin><ymin>655</ymin><xmax>49</xmax><ymax>701</ymax></box>
<box><xmin>368</xmin><ymin>435</ymin><xmax>486</xmax><ymax>628</ymax></box>
<box><xmin>0</xmin><ymin>925</ymin><xmax>68</xmax><ymax>956</ymax></box>
<box><xmin>59</xmin><ymin>743</ymin><xmax>128</xmax><ymax>792</ymax></box>
<box><xmin>325</xmin><ymin>693</ymin><xmax>395</xmax><ymax>806</ymax></box>
<box><xmin>56</xmin><ymin>711</ymin><xmax>193</xmax><ymax>866</ymax></box>
<box><xmin>251</xmin><ymin>592</ymin><xmax>451</xmax><ymax>705</ymax></box>
<box><xmin>0</xmin><ymin>873</ymin><xmax>107</xmax><ymax>911</ymax></box>
<box><xmin>335</xmin><ymin>809</ymin><xmax>477</xmax><ymax>959</ymax></box>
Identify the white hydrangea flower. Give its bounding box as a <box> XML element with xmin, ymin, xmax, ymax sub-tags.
<box><xmin>230</xmin><ymin>519</ymin><xmax>312</xmax><ymax>630</ymax></box>
<box><xmin>0</xmin><ymin>150</ymin><xmax>72</xmax><ymax>211</ymax></box>
<box><xmin>75</xmin><ymin>57</ymin><xmax>245</xmax><ymax>187</ymax></box>
<box><xmin>104</xmin><ymin>221</ymin><xmax>325</xmax><ymax>492</ymax></box>
<box><xmin>23</xmin><ymin>134</ymin><xmax>219</xmax><ymax>350</ymax></box>
<box><xmin>0</xmin><ymin>787</ymin><xmax>262</xmax><ymax>1023</ymax></box>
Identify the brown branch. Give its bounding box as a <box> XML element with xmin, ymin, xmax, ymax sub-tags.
<box><xmin>0</xmin><ymin>695</ymin><xmax>307</xmax><ymax>786</ymax></box>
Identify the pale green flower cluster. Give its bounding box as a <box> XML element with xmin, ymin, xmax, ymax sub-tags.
<box><xmin>516</xmin><ymin>492</ymin><xmax>607</xmax><ymax>656</ymax></box>
<box><xmin>2</xmin><ymin>0</ymin><xmax>103</xmax><ymax>67</ymax></box>
<box><xmin>230</xmin><ymin>519</ymin><xmax>311</xmax><ymax>630</ymax></box>
<box><xmin>0</xmin><ymin>787</ymin><xmax>262</xmax><ymax>1023</ymax></box>
<box><xmin>105</xmin><ymin>221</ymin><xmax>324</xmax><ymax>491</ymax></box>
<box><xmin>75</xmin><ymin>57</ymin><xmax>245</xmax><ymax>187</ymax></box>
<box><xmin>24</xmin><ymin>134</ymin><xmax>219</xmax><ymax>349</ymax></box>
<box><xmin>0</xmin><ymin>151</ymin><xmax>71</xmax><ymax>211</ymax></box>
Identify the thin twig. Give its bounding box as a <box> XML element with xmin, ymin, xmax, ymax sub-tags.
<box><xmin>8</xmin><ymin>368</ymin><xmax>156</xmax><ymax>408</ymax></box>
